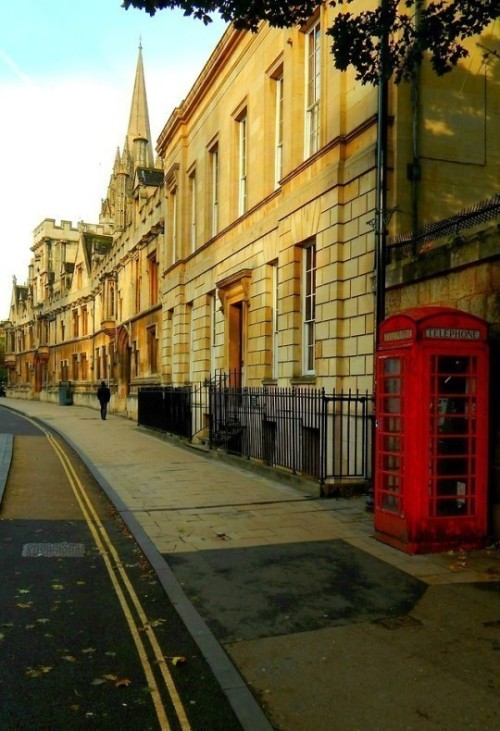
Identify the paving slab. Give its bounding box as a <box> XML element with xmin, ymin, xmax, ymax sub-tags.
<box><xmin>2</xmin><ymin>399</ymin><xmax>499</xmax><ymax>731</ymax></box>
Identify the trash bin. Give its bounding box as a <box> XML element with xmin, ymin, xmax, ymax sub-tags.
<box><xmin>58</xmin><ymin>380</ymin><xmax>73</xmax><ymax>406</ymax></box>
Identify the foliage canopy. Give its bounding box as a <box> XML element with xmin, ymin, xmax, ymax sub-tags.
<box><xmin>122</xmin><ymin>1</ymin><xmax>499</xmax><ymax>84</ymax></box>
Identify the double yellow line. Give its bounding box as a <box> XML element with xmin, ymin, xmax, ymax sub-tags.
<box><xmin>44</xmin><ymin>427</ymin><xmax>191</xmax><ymax>731</ymax></box>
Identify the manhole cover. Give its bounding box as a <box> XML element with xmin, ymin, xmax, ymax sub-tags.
<box><xmin>22</xmin><ymin>542</ymin><xmax>86</xmax><ymax>558</ymax></box>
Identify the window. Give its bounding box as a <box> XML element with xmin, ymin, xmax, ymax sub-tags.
<box><xmin>305</xmin><ymin>21</ymin><xmax>321</xmax><ymax>157</ymax></box>
<box><xmin>210</xmin><ymin>293</ymin><xmax>218</xmax><ymax>376</ymax></box>
<box><xmin>171</xmin><ymin>190</ymin><xmax>178</xmax><ymax>263</ymax></box>
<box><xmin>72</xmin><ymin>354</ymin><xmax>78</xmax><ymax>381</ymax></box>
<box><xmin>72</xmin><ymin>310</ymin><xmax>79</xmax><ymax>338</ymax></box>
<box><xmin>187</xmin><ymin>302</ymin><xmax>194</xmax><ymax>382</ymax></box>
<box><xmin>107</xmin><ymin>279</ymin><xmax>116</xmax><ymax>319</ymax></box>
<box><xmin>81</xmin><ymin>306</ymin><xmax>88</xmax><ymax>336</ymax></box>
<box><xmin>271</xmin><ymin>262</ymin><xmax>279</xmax><ymax>379</ymax></box>
<box><xmin>238</xmin><ymin>112</ymin><xmax>248</xmax><ymax>215</ymax></box>
<box><xmin>166</xmin><ymin>309</ymin><xmax>174</xmax><ymax>381</ymax></box>
<box><xmin>47</xmin><ymin>242</ymin><xmax>53</xmax><ymax>271</ymax></box>
<box><xmin>209</xmin><ymin>144</ymin><xmax>219</xmax><ymax>237</ymax></box>
<box><xmin>80</xmin><ymin>353</ymin><xmax>88</xmax><ymax>381</ymax></box>
<box><xmin>134</xmin><ymin>258</ymin><xmax>141</xmax><ymax>313</ymax></box>
<box><xmin>165</xmin><ymin>163</ymin><xmax>179</xmax><ymax>265</ymax></box>
<box><xmin>133</xmin><ymin>341</ymin><xmax>139</xmax><ymax>377</ymax></box>
<box><xmin>76</xmin><ymin>265</ymin><xmax>83</xmax><ymax>289</ymax></box>
<box><xmin>147</xmin><ymin>326</ymin><xmax>158</xmax><ymax>373</ymax></box>
<box><xmin>37</xmin><ymin>319</ymin><xmax>48</xmax><ymax>346</ymax></box>
<box><xmin>148</xmin><ymin>253</ymin><xmax>159</xmax><ymax>306</ymax></box>
<box><xmin>95</xmin><ymin>348</ymin><xmax>101</xmax><ymax>381</ymax></box>
<box><xmin>60</xmin><ymin>320</ymin><xmax>65</xmax><ymax>341</ymax></box>
<box><xmin>101</xmin><ymin>346</ymin><xmax>108</xmax><ymax>381</ymax></box>
<box><xmin>109</xmin><ymin>343</ymin><xmax>114</xmax><ymax>380</ymax></box>
<box><xmin>189</xmin><ymin>169</ymin><xmax>197</xmax><ymax>253</ymax></box>
<box><xmin>302</xmin><ymin>243</ymin><xmax>316</xmax><ymax>374</ymax></box>
<box><xmin>274</xmin><ymin>74</ymin><xmax>284</xmax><ymax>187</ymax></box>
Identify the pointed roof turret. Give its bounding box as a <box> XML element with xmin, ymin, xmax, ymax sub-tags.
<box><xmin>126</xmin><ymin>43</ymin><xmax>154</xmax><ymax>169</ymax></box>
<box><xmin>113</xmin><ymin>147</ymin><xmax>121</xmax><ymax>173</ymax></box>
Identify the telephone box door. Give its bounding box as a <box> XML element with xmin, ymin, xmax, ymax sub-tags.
<box><xmin>374</xmin><ymin>350</ymin><xmax>409</xmax><ymax>544</ymax></box>
<box><xmin>426</xmin><ymin>352</ymin><xmax>488</xmax><ymax>532</ymax></box>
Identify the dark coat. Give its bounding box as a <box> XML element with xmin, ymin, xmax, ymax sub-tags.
<box><xmin>97</xmin><ymin>383</ymin><xmax>111</xmax><ymax>404</ymax></box>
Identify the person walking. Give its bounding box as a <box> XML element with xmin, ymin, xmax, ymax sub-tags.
<box><xmin>97</xmin><ymin>381</ymin><xmax>111</xmax><ymax>420</ymax></box>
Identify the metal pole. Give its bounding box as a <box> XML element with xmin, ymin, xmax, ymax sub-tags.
<box><xmin>375</xmin><ymin>0</ymin><xmax>389</xmax><ymax>345</ymax></box>
<box><xmin>368</xmin><ymin>0</ymin><xmax>389</xmax><ymax>513</ymax></box>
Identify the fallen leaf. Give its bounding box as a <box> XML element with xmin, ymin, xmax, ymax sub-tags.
<box><xmin>16</xmin><ymin>603</ymin><xmax>33</xmax><ymax>609</ymax></box>
<box><xmin>18</xmin><ymin>589</ymin><xmax>31</xmax><ymax>594</ymax></box>
<box><xmin>36</xmin><ymin>618</ymin><xmax>50</xmax><ymax>624</ymax></box>
<box><xmin>115</xmin><ymin>678</ymin><xmax>132</xmax><ymax>687</ymax></box>
<box><xmin>91</xmin><ymin>677</ymin><xmax>107</xmax><ymax>686</ymax></box>
<box><xmin>51</xmin><ymin>584</ymin><xmax>64</xmax><ymax>591</ymax></box>
<box><xmin>62</xmin><ymin>655</ymin><xmax>77</xmax><ymax>663</ymax></box>
<box><xmin>171</xmin><ymin>656</ymin><xmax>187</xmax><ymax>666</ymax></box>
<box><xmin>82</xmin><ymin>647</ymin><xmax>96</xmax><ymax>654</ymax></box>
<box><xmin>148</xmin><ymin>618</ymin><xmax>166</xmax><ymax>628</ymax></box>
<box><xmin>26</xmin><ymin>665</ymin><xmax>53</xmax><ymax>677</ymax></box>
<box><xmin>102</xmin><ymin>674</ymin><xmax>118</xmax><ymax>681</ymax></box>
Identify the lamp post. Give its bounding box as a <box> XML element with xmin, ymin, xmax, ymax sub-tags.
<box><xmin>367</xmin><ymin>0</ymin><xmax>390</xmax><ymax>512</ymax></box>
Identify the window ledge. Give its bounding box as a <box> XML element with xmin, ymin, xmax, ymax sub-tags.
<box><xmin>290</xmin><ymin>375</ymin><xmax>316</xmax><ymax>386</ymax></box>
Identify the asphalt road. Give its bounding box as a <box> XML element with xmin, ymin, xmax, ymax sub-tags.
<box><xmin>0</xmin><ymin>408</ymin><xmax>243</xmax><ymax>730</ymax></box>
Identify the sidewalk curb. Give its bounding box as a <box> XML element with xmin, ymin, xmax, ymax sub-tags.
<box><xmin>0</xmin><ymin>433</ymin><xmax>14</xmax><ymax>506</ymax></box>
<box><xmin>7</xmin><ymin>404</ymin><xmax>274</xmax><ymax>731</ymax></box>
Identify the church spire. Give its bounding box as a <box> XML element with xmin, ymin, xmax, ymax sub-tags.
<box><xmin>126</xmin><ymin>43</ymin><xmax>154</xmax><ymax>169</ymax></box>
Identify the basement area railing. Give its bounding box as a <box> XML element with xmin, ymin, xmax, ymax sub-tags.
<box><xmin>138</xmin><ymin>379</ymin><xmax>374</xmax><ymax>488</ymax></box>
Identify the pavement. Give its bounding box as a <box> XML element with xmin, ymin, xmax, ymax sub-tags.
<box><xmin>1</xmin><ymin>398</ymin><xmax>499</xmax><ymax>731</ymax></box>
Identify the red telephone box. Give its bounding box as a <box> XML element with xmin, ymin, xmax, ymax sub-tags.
<box><xmin>374</xmin><ymin>307</ymin><xmax>489</xmax><ymax>554</ymax></box>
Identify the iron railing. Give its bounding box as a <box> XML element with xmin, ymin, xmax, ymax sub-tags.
<box><xmin>138</xmin><ymin>380</ymin><xmax>374</xmax><ymax>485</ymax></box>
<box><xmin>138</xmin><ymin>385</ymin><xmax>194</xmax><ymax>439</ymax></box>
<box><xmin>388</xmin><ymin>194</ymin><xmax>500</xmax><ymax>262</ymax></box>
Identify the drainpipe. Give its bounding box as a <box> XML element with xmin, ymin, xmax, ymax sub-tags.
<box><xmin>411</xmin><ymin>1</ymin><xmax>422</xmax><ymax>250</ymax></box>
<box><xmin>375</xmin><ymin>0</ymin><xmax>389</xmax><ymax>346</ymax></box>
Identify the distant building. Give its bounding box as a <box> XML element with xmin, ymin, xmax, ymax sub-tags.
<box><xmin>3</xmin><ymin>46</ymin><xmax>163</xmax><ymax>416</ymax></box>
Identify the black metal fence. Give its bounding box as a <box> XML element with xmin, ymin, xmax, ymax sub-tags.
<box><xmin>138</xmin><ymin>385</ymin><xmax>193</xmax><ymax>439</ymax></box>
<box><xmin>388</xmin><ymin>193</ymin><xmax>500</xmax><ymax>262</ymax></box>
<box><xmin>138</xmin><ymin>379</ymin><xmax>374</xmax><ymax>486</ymax></box>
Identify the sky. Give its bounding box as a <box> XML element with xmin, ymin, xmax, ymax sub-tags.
<box><xmin>0</xmin><ymin>0</ymin><xmax>227</xmax><ymax>319</ymax></box>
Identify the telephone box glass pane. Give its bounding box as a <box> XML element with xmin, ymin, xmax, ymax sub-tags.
<box><xmin>377</xmin><ymin>356</ymin><xmax>404</xmax><ymax>514</ymax></box>
<box><xmin>429</xmin><ymin>355</ymin><xmax>477</xmax><ymax>517</ymax></box>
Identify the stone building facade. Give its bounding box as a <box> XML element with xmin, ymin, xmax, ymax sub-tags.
<box><xmin>2</xmin><ymin>5</ymin><xmax>499</xmax><ymax>520</ymax></box>
<box><xmin>3</xmin><ymin>47</ymin><xmax>164</xmax><ymax>417</ymax></box>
